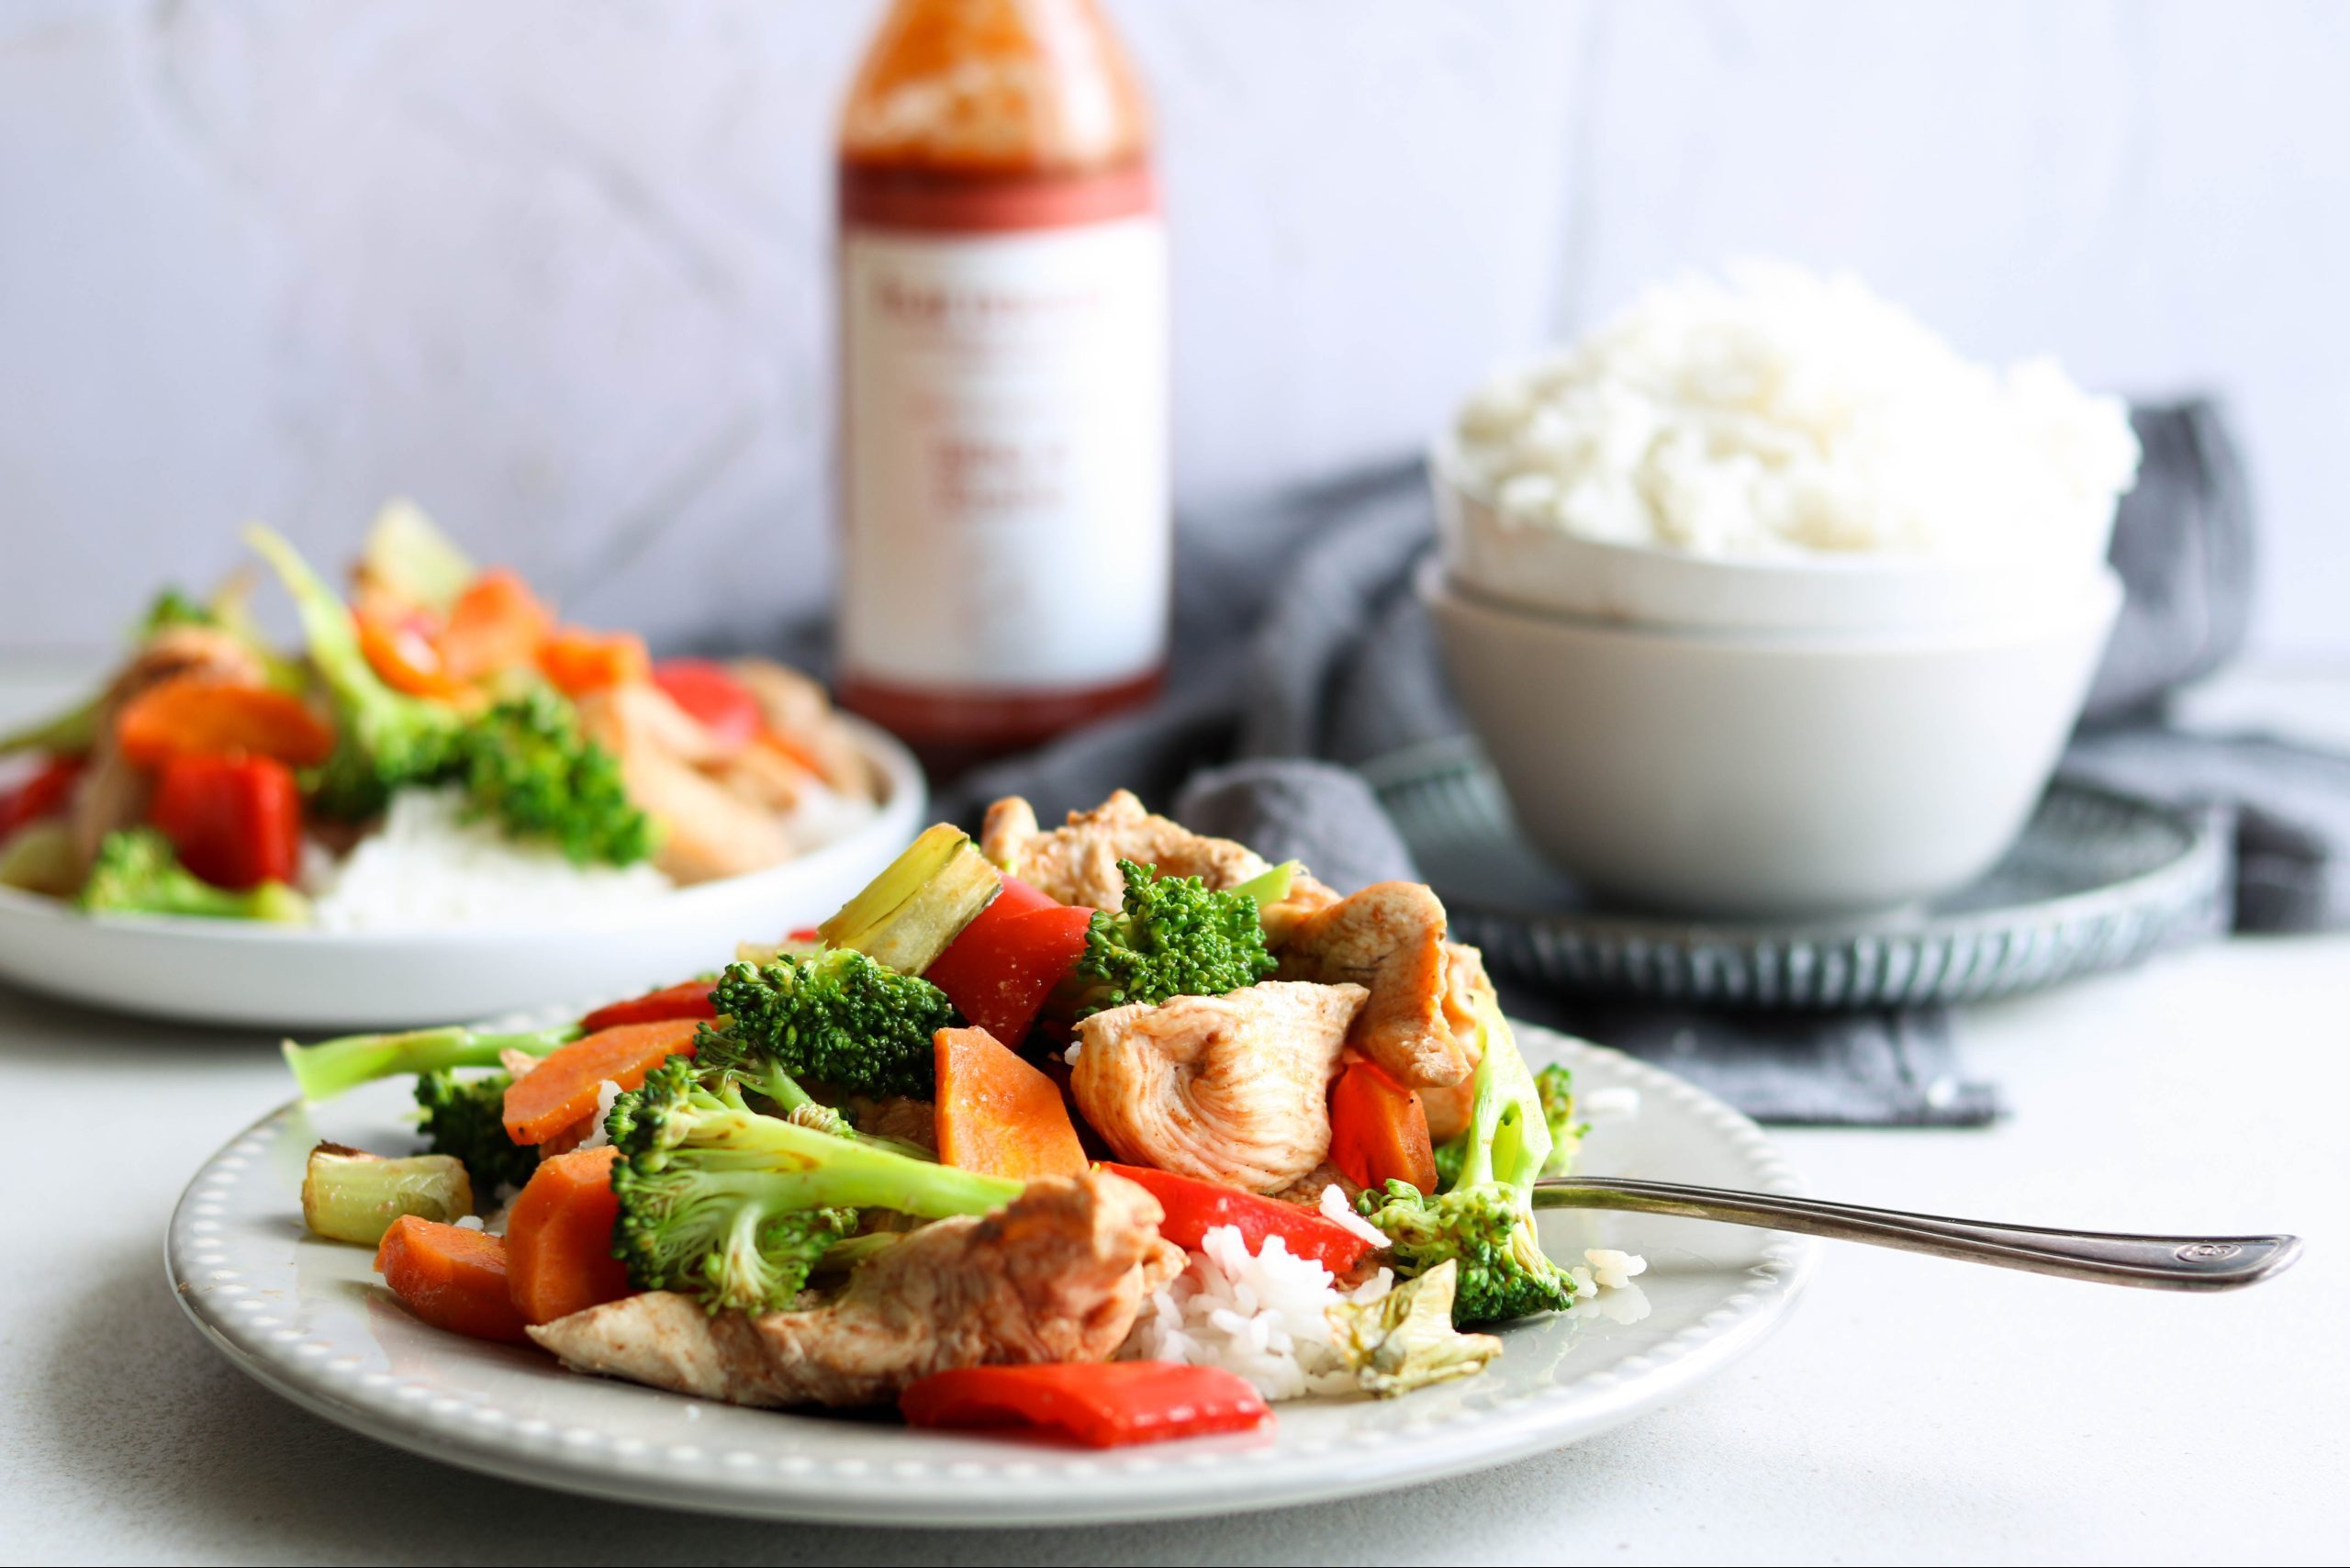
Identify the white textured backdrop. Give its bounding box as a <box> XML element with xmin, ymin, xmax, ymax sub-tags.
<box><xmin>3</xmin><ymin>0</ymin><xmax>2344</xmax><ymax>655</ymax></box>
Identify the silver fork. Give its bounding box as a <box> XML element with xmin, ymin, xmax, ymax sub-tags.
<box><xmin>1532</xmin><ymin>1176</ymin><xmax>2302</xmax><ymax>1291</ymax></box>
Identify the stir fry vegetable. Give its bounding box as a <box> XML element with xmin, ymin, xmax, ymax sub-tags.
<box><xmin>699</xmin><ymin>948</ymin><xmax>957</xmax><ymax>1102</ymax></box>
<box><xmin>1063</xmin><ymin>859</ymin><xmax>1276</xmax><ymax>1019</ymax></box>
<box><xmin>901</xmin><ymin>1362</ymin><xmax>1272</xmax><ymax>1448</ymax></box>
<box><xmin>1358</xmin><ymin>1002</ymin><xmax>1580</xmax><ymax>1326</ymax></box>
<box><xmin>608</xmin><ymin>1057</ymin><xmax>1022</xmax><ymax>1315</ymax></box>
<box><xmin>81</xmin><ymin>828</ymin><xmax>309</xmax><ymax>924</ymax></box>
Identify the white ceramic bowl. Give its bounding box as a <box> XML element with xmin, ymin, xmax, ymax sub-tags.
<box><xmin>1430</xmin><ymin>436</ymin><xmax>2111</xmax><ymax>636</ymax></box>
<box><xmin>0</xmin><ymin>718</ymin><xmax>925</xmax><ymax>1029</ymax></box>
<box><xmin>1420</xmin><ymin>558</ymin><xmax>2123</xmax><ymax>917</ymax></box>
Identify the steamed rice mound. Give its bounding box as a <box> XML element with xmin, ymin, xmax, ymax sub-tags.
<box><xmin>1453</xmin><ymin>261</ymin><xmax>2142</xmax><ymax>565</ymax></box>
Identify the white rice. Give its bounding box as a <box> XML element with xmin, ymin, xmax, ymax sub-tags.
<box><xmin>309</xmin><ymin>787</ymin><xmax>674</xmax><ymax>932</ymax></box>
<box><xmin>1122</xmin><ymin>1222</ymin><xmax>1393</xmax><ymax>1402</ymax></box>
<box><xmin>1318</xmin><ymin>1183</ymin><xmax>1390</xmax><ymax>1248</ymax></box>
<box><xmin>1453</xmin><ymin>260</ymin><xmax>2141</xmax><ymax>564</ymax></box>
<box><xmin>574</xmin><ymin>1081</ymin><xmax>626</xmax><ymax>1151</ymax></box>
<box><xmin>1125</xmin><ymin>1193</ymin><xmax>1656</xmax><ymax>1399</ymax></box>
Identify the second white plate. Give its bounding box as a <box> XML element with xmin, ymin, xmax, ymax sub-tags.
<box><xmin>166</xmin><ymin>1027</ymin><xmax>1813</xmax><ymax>1525</ymax></box>
<box><xmin>0</xmin><ymin>718</ymin><xmax>923</xmax><ymax>1030</ymax></box>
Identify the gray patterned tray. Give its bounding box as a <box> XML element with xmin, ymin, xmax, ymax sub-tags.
<box><xmin>1368</xmin><ymin>736</ymin><xmax>2229</xmax><ymax>1010</ymax></box>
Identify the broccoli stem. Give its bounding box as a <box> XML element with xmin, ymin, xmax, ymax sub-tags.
<box><xmin>1228</xmin><ymin>860</ymin><xmax>1301</xmax><ymax>908</ymax></box>
<box><xmin>648</xmin><ymin>1102</ymin><xmax>1017</xmax><ymax>1219</ymax></box>
<box><xmin>242</xmin><ymin>522</ymin><xmax>385</xmax><ymax>710</ymax></box>
<box><xmin>283</xmin><ymin>1022</ymin><xmax>581</xmax><ymax>1103</ymax></box>
<box><xmin>0</xmin><ymin>696</ymin><xmax>99</xmax><ymax>759</ymax></box>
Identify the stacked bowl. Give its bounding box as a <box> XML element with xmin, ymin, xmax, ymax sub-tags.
<box><xmin>1419</xmin><ymin>274</ymin><xmax>2133</xmax><ymax>922</ymax></box>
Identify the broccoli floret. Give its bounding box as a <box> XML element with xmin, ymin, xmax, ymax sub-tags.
<box><xmin>80</xmin><ymin>828</ymin><xmax>310</xmax><ymax>925</ymax></box>
<box><xmin>415</xmin><ymin>1070</ymin><xmax>539</xmax><ymax>1193</ymax></box>
<box><xmin>245</xmin><ymin>524</ymin><xmax>653</xmax><ymax>864</ymax></box>
<box><xmin>1065</xmin><ymin>859</ymin><xmax>1276</xmax><ymax>1019</ymax></box>
<box><xmin>700</xmin><ymin>949</ymin><xmax>957</xmax><ymax>1101</ymax></box>
<box><xmin>1360</xmin><ymin>1001</ymin><xmax>1575</xmax><ymax>1326</ymax></box>
<box><xmin>137</xmin><ymin>587</ymin><xmax>216</xmax><ymax>637</ymax></box>
<box><xmin>283</xmin><ymin>1020</ymin><xmax>579</xmax><ymax>1103</ymax></box>
<box><xmin>607</xmin><ymin>1058</ymin><xmax>1019</xmax><ymax>1314</ymax></box>
<box><xmin>1357</xmin><ymin>1181</ymin><xmax>1576</xmax><ymax>1325</ymax></box>
<box><xmin>454</xmin><ymin>689</ymin><xmax>655</xmax><ymax>865</ymax></box>
<box><xmin>1534</xmin><ymin>1062</ymin><xmax>1586</xmax><ymax>1178</ymax></box>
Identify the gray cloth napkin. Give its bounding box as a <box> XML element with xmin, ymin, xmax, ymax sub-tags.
<box><xmin>913</xmin><ymin>398</ymin><xmax>2335</xmax><ymax>1126</ymax></box>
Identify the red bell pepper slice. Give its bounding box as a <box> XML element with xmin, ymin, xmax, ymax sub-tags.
<box><xmin>1328</xmin><ymin>1056</ymin><xmax>1438</xmax><ymax>1194</ymax></box>
<box><xmin>0</xmin><ymin>756</ymin><xmax>84</xmax><ymax>841</ymax></box>
<box><xmin>923</xmin><ymin>878</ymin><xmax>1094</xmax><ymax>1047</ymax></box>
<box><xmin>652</xmin><ymin>659</ymin><xmax>764</xmax><ymax>749</ymax></box>
<box><xmin>148</xmin><ymin>753</ymin><xmax>302</xmax><ymax>890</ymax></box>
<box><xmin>1098</xmin><ymin>1162</ymin><xmax>1377</xmax><ymax>1277</ymax></box>
<box><xmin>577</xmin><ymin>979</ymin><xmax>720</xmax><ymax>1034</ymax></box>
<box><xmin>900</xmin><ymin>1362</ymin><xmax>1271</xmax><ymax>1449</ymax></box>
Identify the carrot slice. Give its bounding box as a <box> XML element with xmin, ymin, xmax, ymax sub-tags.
<box><xmin>934</xmin><ymin>1025</ymin><xmax>1089</xmax><ymax>1181</ymax></box>
<box><xmin>500</xmin><ymin>1018</ymin><xmax>699</xmax><ymax>1147</ymax></box>
<box><xmin>1327</xmin><ymin>1056</ymin><xmax>1438</xmax><ymax>1194</ymax></box>
<box><xmin>539</xmin><ymin>626</ymin><xmax>651</xmax><ymax>697</ymax></box>
<box><xmin>355</xmin><ymin>607</ymin><xmax>465</xmax><ymax>699</ymax></box>
<box><xmin>504</xmin><ymin>1147</ymin><xmax>634</xmax><ymax>1326</ymax></box>
<box><xmin>374</xmin><ymin>1215</ymin><xmax>534</xmax><ymax>1345</ymax></box>
<box><xmin>116</xmin><ymin>678</ymin><xmax>336</xmax><ymax>768</ymax></box>
<box><xmin>437</xmin><ymin>567</ymin><xmax>553</xmax><ymax>682</ymax></box>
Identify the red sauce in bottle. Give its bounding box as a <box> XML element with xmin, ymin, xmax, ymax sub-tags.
<box><xmin>834</xmin><ymin>0</ymin><xmax>1168</xmax><ymax>769</ymax></box>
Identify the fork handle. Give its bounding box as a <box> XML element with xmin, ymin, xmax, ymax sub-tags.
<box><xmin>1531</xmin><ymin>1176</ymin><xmax>2302</xmax><ymax>1291</ymax></box>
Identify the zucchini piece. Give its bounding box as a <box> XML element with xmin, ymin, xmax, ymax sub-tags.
<box><xmin>300</xmin><ymin>1143</ymin><xmax>475</xmax><ymax>1246</ymax></box>
<box><xmin>820</xmin><ymin>823</ymin><xmax>1003</xmax><ymax>975</ymax></box>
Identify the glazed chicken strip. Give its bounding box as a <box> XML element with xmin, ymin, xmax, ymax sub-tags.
<box><xmin>70</xmin><ymin>625</ymin><xmax>270</xmax><ymax>867</ymax></box>
<box><xmin>530</xmin><ymin>1170</ymin><xmax>1178</xmax><ymax>1408</ymax></box>
<box><xmin>727</xmin><ymin>657</ymin><xmax>878</xmax><ymax>801</ymax></box>
<box><xmin>1071</xmin><ymin>981</ymin><xmax>1368</xmax><ymax>1195</ymax></box>
<box><xmin>1276</xmin><ymin>882</ymin><xmax>1472</xmax><ymax>1090</ymax></box>
<box><xmin>1419</xmin><ymin>943</ymin><xmax>1498</xmax><ymax>1144</ymax></box>
<box><xmin>981</xmin><ymin>790</ymin><xmax>1269</xmax><ymax>911</ymax></box>
<box><xmin>575</xmin><ymin>683</ymin><xmax>792</xmax><ymax>884</ymax></box>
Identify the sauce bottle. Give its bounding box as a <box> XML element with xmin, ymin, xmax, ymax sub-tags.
<box><xmin>834</xmin><ymin>0</ymin><xmax>1168</xmax><ymax>769</ymax></box>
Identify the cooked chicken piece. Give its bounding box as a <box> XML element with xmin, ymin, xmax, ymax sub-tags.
<box><xmin>1259</xmin><ymin>871</ymin><xmax>1344</xmax><ymax>949</ymax></box>
<box><xmin>981</xmin><ymin>790</ymin><xmax>1270</xmax><ymax>912</ymax></box>
<box><xmin>1071</xmin><ymin>981</ymin><xmax>1366</xmax><ymax>1195</ymax></box>
<box><xmin>70</xmin><ymin>625</ymin><xmax>272</xmax><ymax>866</ymax></box>
<box><xmin>578</xmin><ymin>681</ymin><xmax>725</xmax><ymax>767</ymax></box>
<box><xmin>575</xmin><ymin>684</ymin><xmax>791</xmax><ymax>883</ymax></box>
<box><xmin>848</xmin><ymin>1094</ymin><xmax>938</xmax><ymax>1156</ymax></box>
<box><xmin>710</xmin><ymin>737</ymin><xmax>815</xmax><ymax>816</ymax></box>
<box><xmin>531</xmin><ymin>1170</ymin><xmax>1176</xmax><ymax>1408</ymax></box>
<box><xmin>728</xmin><ymin>658</ymin><xmax>877</xmax><ymax>801</ymax></box>
<box><xmin>67</xmin><ymin>751</ymin><xmax>153</xmax><ymax>869</ymax></box>
<box><xmin>1276</xmin><ymin>883</ymin><xmax>1472</xmax><ymax>1091</ymax></box>
<box><xmin>1270</xmin><ymin>1159</ymin><xmax>1361</xmax><ymax>1210</ymax></box>
<box><xmin>1419</xmin><ymin>944</ymin><xmax>1497</xmax><ymax>1144</ymax></box>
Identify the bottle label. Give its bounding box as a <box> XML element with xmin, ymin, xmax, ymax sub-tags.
<box><xmin>840</xmin><ymin>215</ymin><xmax>1169</xmax><ymax>695</ymax></box>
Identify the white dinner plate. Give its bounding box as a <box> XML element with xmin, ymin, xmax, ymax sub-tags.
<box><xmin>0</xmin><ymin>719</ymin><xmax>923</xmax><ymax>1030</ymax></box>
<box><xmin>166</xmin><ymin>1027</ymin><xmax>1814</xmax><ymax>1525</ymax></box>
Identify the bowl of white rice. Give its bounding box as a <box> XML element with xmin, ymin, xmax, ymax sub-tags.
<box><xmin>1433</xmin><ymin>262</ymin><xmax>2141</xmax><ymax>634</ymax></box>
<box><xmin>1422</xmin><ymin>263</ymin><xmax>2135</xmax><ymax>916</ymax></box>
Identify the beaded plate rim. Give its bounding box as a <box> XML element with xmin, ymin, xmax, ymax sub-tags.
<box><xmin>166</xmin><ymin>1027</ymin><xmax>1812</xmax><ymax>1526</ymax></box>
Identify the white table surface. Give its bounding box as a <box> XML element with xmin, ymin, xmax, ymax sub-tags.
<box><xmin>3</xmin><ymin>661</ymin><xmax>2344</xmax><ymax>1566</ymax></box>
